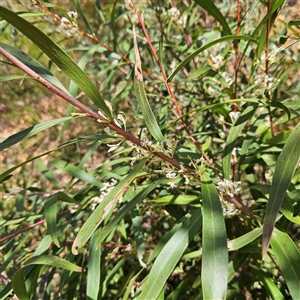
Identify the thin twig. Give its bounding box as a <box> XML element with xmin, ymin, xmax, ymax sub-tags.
<box><xmin>265</xmin><ymin>0</ymin><xmax>275</xmax><ymax>136</ymax></box>
<box><xmin>130</xmin><ymin>0</ymin><xmax>220</xmax><ymax>177</ymax></box>
<box><xmin>0</xmin><ymin>210</ymin><xmax>69</xmax><ymax>244</ymax></box>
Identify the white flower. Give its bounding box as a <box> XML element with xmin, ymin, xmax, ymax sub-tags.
<box><xmin>221</xmin><ymin>200</ymin><xmax>240</xmax><ymax>217</ymax></box>
<box><xmin>170</xmin><ymin>59</ymin><xmax>177</xmax><ymax>73</ymax></box>
<box><xmin>231</xmin><ymin>147</ymin><xmax>241</xmax><ymax>156</ymax></box>
<box><xmin>229</xmin><ymin>111</ymin><xmax>240</xmax><ymax>122</ymax></box>
<box><xmin>67</xmin><ymin>11</ymin><xmax>78</xmax><ymax>20</ymax></box>
<box><xmin>178</xmin><ymin>13</ymin><xmax>188</xmax><ymax>27</ymax></box>
<box><xmin>124</xmin><ymin>0</ymin><xmax>132</xmax><ymax>9</ymax></box>
<box><xmin>255</xmin><ymin>73</ymin><xmax>279</xmax><ymax>91</ymax></box>
<box><xmin>168</xmin><ymin>7</ymin><xmax>180</xmax><ymax>21</ymax></box>
<box><xmin>107</xmin><ymin>141</ymin><xmax>122</xmax><ymax>152</ymax></box>
<box><xmin>69</xmin><ymin>204</ymin><xmax>79</xmax><ymax>214</ymax></box>
<box><xmin>210</xmin><ymin>54</ymin><xmax>223</xmax><ymax>69</ymax></box>
<box><xmin>217</xmin><ymin>179</ymin><xmax>241</xmax><ymax>198</ymax></box>
<box><xmin>221</xmin><ymin>71</ymin><xmax>234</xmax><ymax>86</ymax></box>
<box><xmin>91</xmin><ymin>179</ymin><xmax>119</xmax><ymax>210</ymax></box>
<box><xmin>167</xmin><ymin>180</ymin><xmax>177</xmax><ymax>189</ymax></box>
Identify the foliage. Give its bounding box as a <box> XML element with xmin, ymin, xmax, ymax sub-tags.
<box><xmin>1</xmin><ymin>0</ymin><xmax>300</xmax><ymax>299</ymax></box>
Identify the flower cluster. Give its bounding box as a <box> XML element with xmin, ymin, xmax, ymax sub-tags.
<box><xmin>167</xmin><ymin>7</ymin><xmax>188</xmax><ymax>27</ymax></box>
<box><xmin>124</xmin><ymin>0</ymin><xmax>132</xmax><ymax>10</ymax></box>
<box><xmin>217</xmin><ymin>179</ymin><xmax>242</xmax><ymax>217</ymax></box>
<box><xmin>168</xmin><ymin>7</ymin><xmax>180</xmax><ymax>21</ymax></box>
<box><xmin>162</xmin><ymin>163</ymin><xmax>188</xmax><ymax>188</ymax></box>
<box><xmin>221</xmin><ymin>71</ymin><xmax>234</xmax><ymax>86</ymax></box>
<box><xmin>229</xmin><ymin>111</ymin><xmax>240</xmax><ymax>122</ymax></box>
<box><xmin>254</xmin><ymin>73</ymin><xmax>280</xmax><ymax>92</ymax></box>
<box><xmin>217</xmin><ymin>179</ymin><xmax>241</xmax><ymax>197</ymax></box>
<box><xmin>91</xmin><ymin>179</ymin><xmax>119</xmax><ymax>211</ymax></box>
<box><xmin>209</xmin><ymin>54</ymin><xmax>224</xmax><ymax>70</ymax></box>
<box><xmin>130</xmin><ymin>136</ymin><xmax>177</xmax><ymax>165</ymax></box>
<box><xmin>221</xmin><ymin>200</ymin><xmax>240</xmax><ymax>217</ymax></box>
<box><xmin>259</xmin><ymin>46</ymin><xmax>285</xmax><ymax>65</ymax></box>
<box><xmin>58</xmin><ymin>11</ymin><xmax>79</xmax><ymax>37</ymax></box>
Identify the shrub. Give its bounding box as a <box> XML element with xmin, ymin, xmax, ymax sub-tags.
<box><xmin>1</xmin><ymin>1</ymin><xmax>299</xmax><ymax>299</ymax></box>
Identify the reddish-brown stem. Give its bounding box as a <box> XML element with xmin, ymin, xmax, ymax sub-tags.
<box><xmin>130</xmin><ymin>1</ymin><xmax>220</xmax><ymax>176</ymax></box>
<box><xmin>33</xmin><ymin>1</ymin><xmax>163</xmax><ymax>82</ymax></box>
<box><xmin>0</xmin><ymin>29</ymin><xmax>253</xmax><ymax>219</ymax></box>
<box><xmin>265</xmin><ymin>0</ymin><xmax>275</xmax><ymax>136</ymax></box>
<box><xmin>232</xmin><ymin>0</ymin><xmax>241</xmax><ymax>181</ymax></box>
<box><xmin>233</xmin><ymin>0</ymin><xmax>241</xmax><ymax>104</ymax></box>
<box><xmin>0</xmin><ymin>210</ymin><xmax>69</xmax><ymax>244</ymax></box>
<box><xmin>0</xmin><ymin>45</ymin><xmax>196</xmax><ymax>177</ymax></box>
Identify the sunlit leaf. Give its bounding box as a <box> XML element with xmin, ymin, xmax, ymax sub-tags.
<box><xmin>194</xmin><ymin>0</ymin><xmax>232</xmax><ymax>36</ymax></box>
<box><xmin>25</xmin><ymin>255</ymin><xmax>83</xmax><ymax>272</ymax></box>
<box><xmin>271</xmin><ymin>228</ymin><xmax>300</xmax><ymax>300</ymax></box>
<box><xmin>0</xmin><ymin>116</ymin><xmax>74</xmax><ymax>151</ymax></box>
<box><xmin>262</xmin><ymin>122</ymin><xmax>300</xmax><ymax>259</ymax></box>
<box><xmin>0</xmin><ymin>6</ymin><xmax>112</xmax><ymax>119</ymax></box>
<box><xmin>201</xmin><ymin>172</ymin><xmax>228</xmax><ymax>300</ymax></box>
<box><xmin>137</xmin><ymin>209</ymin><xmax>202</xmax><ymax>300</ymax></box>
<box><xmin>72</xmin><ymin>159</ymin><xmax>146</xmax><ymax>254</ymax></box>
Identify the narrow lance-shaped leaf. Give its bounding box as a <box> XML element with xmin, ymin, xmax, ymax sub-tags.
<box><xmin>167</xmin><ymin>35</ymin><xmax>256</xmax><ymax>82</ymax></box>
<box><xmin>193</xmin><ymin>0</ymin><xmax>232</xmax><ymax>36</ymax></box>
<box><xmin>270</xmin><ymin>228</ymin><xmax>300</xmax><ymax>300</ymax></box>
<box><xmin>24</xmin><ymin>255</ymin><xmax>83</xmax><ymax>272</ymax></box>
<box><xmin>12</xmin><ymin>269</ymin><xmax>29</xmax><ymax>300</ymax></box>
<box><xmin>137</xmin><ymin>209</ymin><xmax>202</xmax><ymax>300</ymax></box>
<box><xmin>0</xmin><ymin>42</ymin><xmax>70</xmax><ymax>95</ymax></box>
<box><xmin>0</xmin><ymin>116</ymin><xmax>74</xmax><ymax>151</ymax></box>
<box><xmin>87</xmin><ymin>228</ymin><xmax>101</xmax><ymax>300</ymax></box>
<box><xmin>44</xmin><ymin>194</ymin><xmax>60</xmax><ymax>247</ymax></box>
<box><xmin>132</xmin><ymin>204</ymin><xmax>146</xmax><ymax>268</ymax></box>
<box><xmin>201</xmin><ymin>171</ymin><xmax>228</xmax><ymax>300</ymax></box>
<box><xmin>96</xmin><ymin>177</ymin><xmax>167</xmax><ymax>247</ymax></box>
<box><xmin>262</xmin><ymin>122</ymin><xmax>300</xmax><ymax>260</ymax></box>
<box><xmin>0</xmin><ymin>6</ymin><xmax>112</xmax><ymax>119</ymax></box>
<box><xmin>223</xmin><ymin>105</ymin><xmax>258</xmax><ymax>179</ymax></box>
<box><xmin>133</xmin><ymin>26</ymin><xmax>164</xmax><ymax>142</ymax></box>
<box><xmin>72</xmin><ymin>159</ymin><xmax>146</xmax><ymax>254</ymax></box>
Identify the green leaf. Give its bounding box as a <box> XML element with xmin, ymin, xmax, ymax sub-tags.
<box><xmin>50</xmin><ymin>158</ymin><xmax>104</xmax><ymax>188</ymax></box>
<box><xmin>223</xmin><ymin>105</ymin><xmax>258</xmax><ymax>179</ymax></box>
<box><xmin>271</xmin><ymin>228</ymin><xmax>300</xmax><ymax>300</ymax></box>
<box><xmin>227</xmin><ymin>228</ymin><xmax>263</xmax><ymax>251</ymax></box>
<box><xmin>0</xmin><ymin>74</ymin><xmax>28</xmax><ymax>81</ymax></box>
<box><xmin>87</xmin><ymin>229</ymin><xmax>101</xmax><ymax>300</ymax></box>
<box><xmin>167</xmin><ymin>36</ymin><xmax>256</xmax><ymax>82</ymax></box>
<box><xmin>133</xmin><ymin>27</ymin><xmax>164</xmax><ymax>142</ymax></box>
<box><xmin>72</xmin><ymin>159</ymin><xmax>146</xmax><ymax>254</ymax></box>
<box><xmin>12</xmin><ymin>269</ymin><xmax>29</xmax><ymax>300</ymax></box>
<box><xmin>96</xmin><ymin>178</ymin><xmax>167</xmax><ymax>247</ymax></box>
<box><xmin>0</xmin><ymin>135</ymin><xmax>100</xmax><ymax>183</ymax></box>
<box><xmin>0</xmin><ymin>6</ymin><xmax>112</xmax><ymax>119</ymax></box>
<box><xmin>201</xmin><ymin>172</ymin><xmax>228</xmax><ymax>300</ymax></box>
<box><xmin>193</xmin><ymin>0</ymin><xmax>232</xmax><ymax>36</ymax></box>
<box><xmin>227</xmin><ymin>253</ymin><xmax>249</xmax><ymax>283</ymax></box>
<box><xmin>44</xmin><ymin>194</ymin><xmax>60</xmax><ymax>247</ymax></box>
<box><xmin>262</xmin><ymin>122</ymin><xmax>300</xmax><ymax>259</ymax></box>
<box><xmin>0</xmin><ymin>42</ymin><xmax>70</xmax><ymax>94</ymax></box>
<box><xmin>24</xmin><ymin>255</ymin><xmax>83</xmax><ymax>272</ymax></box>
<box><xmin>137</xmin><ymin>209</ymin><xmax>202</xmax><ymax>300</ymax></box>
<box><xmin>74</xmin><ymin>0</ymin><xmax>94</xmax><ymax>34</ymax></box>
<box><xmin>0</xmin><ymin>116</ymin><xmax>73</xmax><ymax>151</ymax></box>
<box><xmin>0</xmin><ymin>233</ymin><xmax>30</xmax><ymax>274</ymax></box>
<box><xmin>252</xmin><ymin>265</ymin><xmax>285</xmax><ymax>300</ymax></box>
<box><xmin>268</xmin><ymin>100</ymin><xmax>291</xmax><ymax>121</ymax></box>
<box><xmin>132</xmin><ymin>204</ymin><xmax>146</xmax><ymax>267</ymax></box>
<box><xmin>151</xmin><ymin>194</ymin><xmax>199</xmax><ymax>206</ymax></box>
